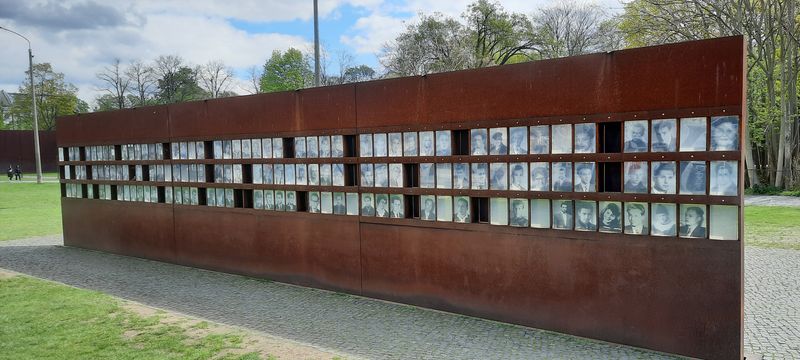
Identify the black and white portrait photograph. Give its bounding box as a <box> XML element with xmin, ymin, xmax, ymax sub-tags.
<box><xmin>374</xmin><ymin>163</ymin><xmax>389</xmax><ymax>187</ymax></box>
<box><xmin>319</xmin><ymin>164</ymin><xmax>332</xmax><ymax>186</ymax></box>
<box><xmin>263</xmin><ymin>164</ymin><xmax>273</xmax><ymax>184</ymax></box>
<box><xmin>307</xmin><ymin>164</ymin><xmax>319</xmax><ymax>185</ymax></box>
<box><xmin>306</xmin><ymin>136</ymin><xmax>318</xmax><ymax>158</ymax></box>
<box><xmin>333</xmin><ymin>192</ymin><xmax>347</xmax><ymax>215</ymax></box>
<box><xmin>331</xmin><ymin>135</ymin><xmax>344</xmax><ymax>157</ymax></box>
<box><xmin>284</xmin><ymin>164</ymin><xmax>295</xmax><ymax>185</ymax></box>
<box><xmin>233</xmin><ymin>140</ymin><xmax>243</xmax><ymax>159</ymax></box>
<box><xmin>489</xmin><ymin>127</ymin><xmax>508</xmax><ymax>155</ymax></box>
<box><xmin>624</xmin><ymin>162</ymin><xmax>648</xmax><ymax>193</ymax></box>
<box><xmin>471</xmin><ymin>129</ymin><xmax>488</xmax><ymax>155</ymax></box>
<box><xmin>294</xmin><ymin>137</ymin><xmax>306</xmax><ymax>158</ymax></box>
<box><xmin>274</xmin><ymin>190</ymin><xmax>286</xmax><ymax>211</ymax></box>
<box><xmin>226</xmin><ymin>188</ymin><xmax>236</xmax><ymax>208</ymax></box>
<box><xmin>552</xmin><ymin>200</ymin><xmax>573</xmax><ymax>230</ymax></box>
<box><xmin>509</xmin><ymin>198</ymin><xmax>529</xmax><ymax>227</ymax></box>
<box><xmin>335</xmin><ymin>165</ymin><xmax>353</xmax><ymax>188</ymax></box>
<box><xmin>454</xmin><ymin>196</ymin><xmax>470</xmax><ymax>223</ymax></box>
<box><xmin>253</xmin><ymin>164</ymin><xmax>263</xmax><ymax>184</ymax></box>
<box><xmin>420</xmin><ymin>195</ymin><xmax>436</xmax><ymax>220</ymax></box>
<box><xmin>207</xmin><ymin>188</ymin><xmax>216</xmax><ymax>207</ymax></box>
<box><xmin>375</xmin><ymin>194</ymin><xmax>390</xmax><ymax>217</ymax></box>
<box><xmin>419</xmin><ymin>131</ymin><xmax>435</xmax><ymax>156</ymax></box>
<box><xmin>213</xmin><ymin>141</ymin><xmax>223</xmax><ymax>159</ymax></box>
<box><xmin>529</xmin><ymin>125</ymin><xmax>549</xmax><ymax>154</ymax></box>
<box><xmin>320</xmin><ymin>192</ymin><xmax>333</xmax><ymax>214</ymax></box>
<box><xmin>389</xmin><ymin>163</ymin><xmax>403</xmax><ymax>188</ymax></box>
<box><xmin>624</xmin><ymin>202</ymin><xmax>649</xmax><ymax>235</ymax></box>
<box><xmin>453</xmin><ymin>163</ymin><xmax>470</xmax><ymax>189</ymax></box>
<box><xmin>390</xmin><ymin>194</ymin><xmax>404</xmax><ymax>218</ymax></box>
<box><xmin>374</xmin><ymin>133</ymin><xmax>388</xmax><ymax>157</ymax></box>
<box><xmin>420</xmin><ymin>163</ymin><xmax>435</xmax><ymax>188</ymax></box>
<box><xmin>360</xmin><ymin>163</ymin><xmax>374</xmax><ymax>187</ymax></box>
<box><xmin>529</xmin><ymin>162</ymin><xmax>549</xmax><ymax>191</ymax></box>
<box><xmin>319</xmin><ymin>136</ymin><xmax>331</xmax><ymax>158</ymax></box>
<box><xmin>709</xmin><ymin>205</ymin><xmax>739</xmax><ymax>240</ymax></box>
<box><xmin>264</xmin><ymin>190</ymin><xmax>276</xmax><ymax>210</ymax></box>
<box><xmin>710</xmin><ymin>161</ymin><xmax>738</xmax><ymax>196</ymax></box>
<box><xmin>180</xmin><ymin>142</ymin><xmax>188</xmax><ymax>160</ymax></box>
<box><xmin>223</xmin><ymin>140</ymin><xmax>233</xmax><ymax>159</ymax></box>
<box><xmin>436</xmin><ymin>130</ymin><xmax>452</xmax><ymax>156</ymax></box>
<box><xmin>437</xmin><ymin>196</ymin><xmax>453</xmax><ymax>222</ymax></box>
<box><xmin>652</xmin><ymin>119</ymin><xmax>677</xmax><ymax>152</ymax></box>
<box><xmin>361</xmin><ymin>193</ymin><xmax>376</xmax><ymax>216</ymax></box>
<box><xmin>272</xmin><ymin>138</ymin><xmax>283</xmax><ymax>158</ymax></box>
<box><xmin>262</xmin><ymin>138</ymin><xmax>273</xmax><ymax>159</ymax></box>
<box><xmin>551</xmin><ymin>124</ymin><xmax>572</xmax><ymax>154</ymax></box>
<box><xmin>574</xmin><ymin>162</ymin><xmax>595</xmax><ymax>192</ymax></box>
<box><xmin>285</xmin><ymin>191</ymin><xmax>297</xmax><ymax>211</ymax></box>
<box><xmin>308</xmin><ymin>192</ymin><xmax>321</xmax><ymax>213</ymax></box>
<box><xmin>509</xmin><ymin>126</ymin><xmax>528</xmax><ymax>155</ymax></box>
<box><xmin>598</xmin><ymin>201</ymin><xmax>622</xmax><ymax>233</ymax></box>
<box><xmin>651</xmin><ymin>203</ymin><xmax>676</xmax><ymax>236</ymax></box>
<box><xmin>529</xmin><ymin>199</ymin><xmax>550</xmax><ymax>228</ymax></box>
<box><xmin>273</xmin><ymin>164</ymin><xmax>284</xmax><ymax>185</ymax></box>
<box><xmin>241</xmin><ymin>139</ymin><xmax>251</xmax><ymax>159</ymax></box>
<box><xmin>251</xmin><ymin>139</ymin><xmax>261</xmax><ymax>158</ymax></box>
<box><xmin>574</xmin><ymin>123</ymin><xmax>596</xmax><ymax>153</ymax></box>
<box><xmin>509</xmin><ymin>163</ymin><xmax>528</xmax><ymax>191</ymax></box>
<box><xmin>680</xmin><ymin>161</ymin><xmax>707</xmax><ymax>195</ymax></box>
<box><xmin>624</xmin><ymin>120</ymin><xmax>648</xmax><ymax>153</ymax></box>
<box><xmin>711</xmin><ymin>116</ymin><xmax>739</xmax><ymax>151</ymax></box>
<box><xmin>575</xmin><ymin>200</ymin><xmax>597</xmax><ymax>231</ymax></box>
<box><xmin>490</xmin><ymin>162</ymin><xmax>508</xmax><ymax>190</ymax></box>
<box><xmin>296</xmin><ymin>164</ymin><xmax>307</xmax><ymax>185</ymax></box>
<box><xmin>389</xmin><ymin>132</ymin><xmax>403</xmax><ymax>157</ymax></box>
<box><xmin>346</xmin><ymin>193</ymin><xmax>359</xmax><ymax>215</ymax></box>
<box><xmin>551</xmin><ymin>162</ymin><xmax>573</xmax><ymax>192</ymax></box>
<box><xmin>651</xmin><ymin>161</ymin><xmax>676</xmax><ymax>194</ymax></box>
<box><xmin>403</xmin><ymin>132</ymin><xmax>418</xmax><ymax>156</ymax></box>
<box><xmin>679</xmin><ymin>204</ymin><xmax>707</xmax><ymax>238</ymax></box>
<box><xmin>359</xmin><ymin>134</ymin><xmax>373</xmax><ymax>157</ymax></box>
<box><xmin>490</xmin><ymin>197</ymin><xmax>509</xmax><ymax>226</ymax></box>
<box><xmin>679</xmin><ymin>117</ymin><xmax>707</xmax><ymax>152</ymax></box>
<box><xmin>471</xmin><ymin>163</ymin><xmax>488</xmax><ymax>190</ymax></box>
<box><xmin>436</xmin><ymin>163</ymin><xmax>452</xmax><ymax>189</ymax></box>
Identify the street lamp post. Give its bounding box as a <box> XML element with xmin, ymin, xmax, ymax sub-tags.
<box><xmin>0</xmin><ymin>26</ymin><xmax>42</xmax><ymax>184</ymax></box>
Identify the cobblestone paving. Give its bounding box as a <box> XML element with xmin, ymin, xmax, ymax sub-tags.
<box><xmin>745</xmin><ymin>195</ymin><xmax>800</xmax><ymax>207</ymax></box>
<box><xmin>2</xmin><ymin>236</ymin><xmax>798</xmax><ymax>359</ymax></box>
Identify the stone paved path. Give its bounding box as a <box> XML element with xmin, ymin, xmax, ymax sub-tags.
<box><xmin>745</xmin><ymin>195</ymin><xmax>800</xmax><ymax>207</ymax></box>
<box><xmin>0</xmin><ymin>236</ymin><xmax>681</xmax><ymax>359</ymax></box>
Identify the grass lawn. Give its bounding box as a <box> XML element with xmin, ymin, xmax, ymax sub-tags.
<box><xmin>744</xmin><ymin>206</ymin><xmax>800</xmax><ymax>250</ymax></box>
<box><xmin>0</xmin><ymin>273</ymin><xmax>261</xmax><ymax>359</ymax></box>
<box><xmin>0</xmin><ymin>180</ymin><xmax>62</xmax><ymax>241</ymax></box>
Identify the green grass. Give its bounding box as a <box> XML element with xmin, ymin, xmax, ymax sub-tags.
<box><xmin>744</xmin><ymin>206</ymin><xmax>800</xmax><ymax>250</ymax></box>
<box><xmin>0</xmin><ymin>275</ymin><xmax>260</xmax><ymax>359</ymax></box>
<box><xmin>0</xmin><ymin>181</ymin><xmax>62</xmax><ymax>241</ymax></box>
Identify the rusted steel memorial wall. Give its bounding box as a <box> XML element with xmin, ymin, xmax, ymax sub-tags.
<box><xmin>58</xmin><ymin>36</ymin><xmax>745</xmax><ymax>359</ymax></box>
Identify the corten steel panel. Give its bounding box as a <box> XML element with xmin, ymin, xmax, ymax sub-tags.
<box><xmin>61</xmin><ymin>198</ymin><xmax>176</xmax><ymax>263</ymax></box>
<box><xmin>296</xmin><ymin>85</ymin><xmax>357</xmax><ymax>132</ymax></box>
<box><xmin>56</xmin><ymin>105</ymin><xmax>170</xmax><ymax>146</ymax></box>
<box><xmin>356</xmin><ymin>76</ymin><xmax>424</xmax><ymax>128</ymax></box>
<box><xmin>0</xmin><ymin>130</ymin><xmax>58</xmax><ymax>172</ymax></box>
<box><xmin>193</xmin><ymin>92</ymin><xmax>295</xmax><ymax>137</ymax></box>
<box><xmin>173</xmin><ymin>207</ymin><xmax>361</xmax><ymax>293</ymax></box>
<box><xmin>360</xmin><ymin>224</ymin><xmax>740</xmax><ymax>359</ymax></box>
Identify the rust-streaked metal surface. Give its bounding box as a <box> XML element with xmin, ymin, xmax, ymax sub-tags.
<box><xmin>0</xmin><ymin>130</ymin><xmax>58</xmax><ymax>172</ymax></box>
<box><xmin>57</xmin><ymin>36</ymin><xmax>745</xmax><ymax>359</ymax></box>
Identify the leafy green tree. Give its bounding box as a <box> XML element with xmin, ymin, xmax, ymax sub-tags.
<box><xmin>259</xmin><ymin>48</ymin><xmax>313</xmax><ymax>92</ymax></box>
<box><xmin>464</xmin><ymin>0</ymin><xmax>534</xmax><ymax>66</ymax></box>
<box><xmin>156</xmin><ymin>66</ymin><xmax>206</xmax><ymax>104</ymax></box>
<box><xmin>8</xmin><ymin>63</ymin><xmax>86</xmax><ymax>130</ymax></box>
<box><xmin>380</xmin><ymin>13</ymin><xmax>470</xmax><ymax>76</ymax></box>
<box><xmin>342</xmin><ymin>65</ymin><xmax>376</xmax><ymax>83</ymax></box>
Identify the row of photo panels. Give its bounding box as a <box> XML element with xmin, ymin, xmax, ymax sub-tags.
<box><xmin>211</xmin><ymin>137</ymin><xmax>346</xmax><ymax>159</ymax></box>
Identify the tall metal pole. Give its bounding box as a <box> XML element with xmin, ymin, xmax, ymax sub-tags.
<box><xmin>313</xmin><ymin>0</ymin><xmax>320</xmax><ymax>87</ymax></box>
<box><xmin>1</xmin><ymin>26</ymin><xmax>42</xmax><ymax>184</ymax></box>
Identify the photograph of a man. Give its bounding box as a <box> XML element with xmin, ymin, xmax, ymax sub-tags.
<box><xmin>552</xmin><ymin>200</ymin><xmax>573</xmax><ymax>229</ymax></box>
<box><xmin>624</xmin><ymin>203</ymin><xmax>648</xmax><ymax>235</ymax></box>
<box><xmin>574</xmin><ymin>123</ymin><xmax>596</xmax><ymax>153</ymax></box>
<box><xmin>489</xmin><ymin>128</ymin><xmax>508</xmax><ymax>155</ymax></box>
<box><xmin>373</xmin><ymin>133</ymin><xmax>388</xmax><ymax>157</ymax></box>
<box><xmin>652</xmin><ymin>119</ymin><xmax>677</xmax><ymax>152</ymax></box>
<box><xmin>509</xmin><ymin>127</ymin><xmax>527</xmax><ymax>155</ymax></box>
<box><xmin>421</xmin><ymin>196</ymin><xmax>436</xmax><ymax>220</ymax></box>
<box><xmin>285</xmin><ymin>192</ymin><xmax>297</xmax><ymax>211</ymax></box>
<box><xmin>454</xmin><ymin>197</ymin><xmax>470</xmax><ymax>223</ymax></box>
<box><xmin>651</xmin><ymin>203</ymin><xmax>676</xmax><ymax>236</ymax></box>
<box><xmin>624</xmin><ymin>162</ymin><xmax>648</xmax><ymax>193</ymax></box>
<box><xmin>437</xmin><ymin>196</ymin><xmax>453</xmax><ymax>222</ymax></box>
<box><xmin>575</xmin><ymin>201</ymin><xmax>597</xmax><ymax>231</ymax></box>
<box><xmin>651</xmin><ymin>162</ymin><xmax>676</xmax><ymax>194</ymax></box>
<box><xmin>360</xmin><ymin>164</ymin><xmax>374</xmax><ymax>187</ymax></box>
<box><xmin>331</xmin><ymin>135</ymin><xmax>344</xmax><ymax>157</ymax></box>
<box><xmin>419</xmin><ymin>131</ymin><xmax>434</xmax><ymax>156</ymax></box>
<box><xmin>529</xmin><ymin>125</ymin><xmax>549</xmax><ymax>154</ymax></box>
<box><xmin>509</xmin><ymin>163</ymin><xmax>528</xmax><ymax>191</ymax></box>
<box><xmin>390</xmin><ymin>195</ymin><xmax>404</xmax><ymax>218</ymax></box>
<box><xmin>375</xmin><ymin>195</ymin><xmax>389</xmax><ymax>217</ymax></box>
<box><xmin>275</xmin><ymin>191</ymin><xmax>286</xmax><ymax>211</ymax></box>
<box><xmin>509</xmin><ymin>199</ymin><xmax>529</xmax><ymax>227</ymax></box>
<box><xmin>680</xmin><ymin>205</ymin><xmax>707</xmax><ymax>238</ymax></box>
<box><xmin>308</xmin><ymin>192</ymin><xmax>321</xmax><ymax>213</ymax></box>
<box><xmin>389</xmin><ymin>133</ymin><xmax>403</xmax><ymax>157</ymax></box>
<box><xmin>471</xmin><ymin>129</ymin><xmax>488</xmax><ymax>155</ymax></box>
<box><xmin>490</xmin><ymin>163</ymin><xmax>508</xmax><ymax>190</ymax></box>
<box><xmin>551</xmin><ymin>162</ymin><xmax>573</xmax><ymax>192</ymax></box>
<box><xmin>435</xmin><ymin>130</ymin><xmax>452</xmax><ymax>156</ymax></box>
<box><xmin>574</xmin><ymin>163</ymin><xmax>595</xmax><ymax>192</ymax></box>
<box><xmin>333</xmin><ymin>193</ymin><xmax>346</xmax><ymax>215</ymax></box>
<box><xmin>624</xmin><ymin>121</ymin><xmax>648</xmax><ymax>152</ymax></box>
<box><xmin>361</xmin><ymin>194</ymin><xmax>376</xmax><ymax>216</ymax></box>
<box><xmin>471</xmin><ymin>163</ymin><xmax>488</xmax><ymax>190</ymax></box>
<box><xmin>403</xmin><ymin>132</ymin><xmax>418</xmax><ymax>156</ymax></box>
<box><xmin>359</xmin><ymin>134</ymin><xmax>373</xmax><ymax>157</ymax></box>
<box><xmin>530</xmin><ymin>163</ymin><xmax>549</xmax><ymax>191</ymax></box>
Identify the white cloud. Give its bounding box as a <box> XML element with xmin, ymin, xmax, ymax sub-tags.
<box><xmin>340</xmin><ymin>14</ymin><xmax>407</xmax><ymax>55</ymax></box>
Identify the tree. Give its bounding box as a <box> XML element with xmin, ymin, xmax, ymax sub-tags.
<box><xmin>8</xmin><ymin>63</ymin><xmax>86</xmax><ymax>130</ymax></box>
<box><xmin>259</xmin><ymin>48</ymin><xmax>313</xmax><ymax>92</ymax></box>
<box><xmin>93</xmin><ymin>94</ymin><xmax>120</xmax><ymax>112</ymax></box>
<box><xmin>152</xmin><ymin>55</ymin><xmax>205</xmax><ymax>103</ymax></box>
<box><xmin>125</xmin><ymin>60</ymin><xmax>156</xmax><ymax>107</ymax></box>
<box><xmin>95</xmin><ymin>58</ymin><xmax>130</xmax><ymax>110</ymax></box>
<box><xmin>380</xmin><ymin>13</ymin><xmax>471</xmax><ymax>76</ymax></box>
<box><xmin>342</xmin><ymin>65</ymin><xmax>377</xmax><ymax>83</ymax></box>
<box><xmin>198</xmin><ymin>60</ymin><xmax>235</xmax><ymax>98</ymax></box>
<box><xmin>246</xmin><ymin>65</ymin><xmax>263</xmax><ymax>94</ymax></box>
<box><xmin>464</xmin><ymin>0</ymin><xmax>535</xmax><ymax>66</ymax></box>
<box><xmin>530</xmin><ymin>1</ymin><xmax>619</xmax><ymax>59</ymax></box>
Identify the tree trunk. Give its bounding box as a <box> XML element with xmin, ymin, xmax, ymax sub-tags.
<box><xmin>744</xmin><ymin>123</ymin><xmax>760</xmax><ymax>187</ymax></box>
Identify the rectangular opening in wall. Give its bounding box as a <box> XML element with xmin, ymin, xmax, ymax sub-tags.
<box><xmin>162</xmin><ymin>143</ymin><xmax>171</xmax><ymax>159</ymax></box>
<box><xmin>59</xmin><ymin>166</ymin><xmax>66</xmax><ymax>180</ymax></box>
<box><xmin>599</xmin><ymin>162</ymin><xmax>622</xmax><ymax>192</ymax></box>
<box><xmin>60</xmin><ymin>183</ymin><xmax>67</xmax><ymax>197</ymax></box>
<box><xmin>203</xmin><ymin>141</ymin><xmax>213</xmax><ymax>159</ymax></box>
<box><xmin>453</xmin><ymin>130</ymin><xmax>470</xmax><ymax>155</ymax></box>
<box><xmin>283</xmin><ymin>138</ymin><xmax>295</xmax><ymax>158</ymax></box>
<box><xmin>409</xmin><ymin>195</ymin><xmax>420</xmax><ymax>218</ymax></box>
<box><xmin>111</xmin><ymin>185</ymin><xmax>118</xmax><ymax>200</ymax></box>
<box><xmin>404</xmin><ymin>163</ymin><xmax>419</xmax><ymax>187</ymax></box>
<box><xmin>114</xmin><ymin>145</ymin><xmax>122</xmax><ymax>160</ymax></box>
<box><xmin>474</xmin><ymin>197</ymin><xmax>489</xmax><ymax>223</ymax></box>
<box><xmin>142</xmin><ymin>165</ymin><xmax>151</xmax><ymax>182</ymax></box>
<box><xmin>205</xmin><ymin>164</ymin><xmax>215</xmax><ymax>182</ymax></box>
<box><xmin>234</xmin><ymin>189</ymin><xmax>245</xmax><ymax>208</ymax></box>
<box><xmin>600</xmin><ymin>122</ymin><xmax>622</xmax><ymax>153</ymax></box>
<box><xmin>297</xmin><ymin>191</ymin><xmax>308</xmax><ymax>212</ymax></box>
<box><xmin>242</xmin><ymin>164</ymin><xmax>253</xmax><ymax>184</ymax></box>
<box><xmin>198</xmin><ymin>187</ymin><xmax>207</xmax><ymax>205</ymax></box>
<box><xmin>79</xmin><ymin>147</ymin><xmax>87</xmax><ymax>161</ymax></box>
<box><xmin>157</xmin><ymin>186</ymin><xmax>166</xmax><ymax>203</ymax></box>
<box><xmin>344</xmin><ymin>164</ymin><xmax>357</xmax><ymax>186</ymax></box>
<box><xmin>128</xmin><ymin>165</ymin><xmax>136</xmax><ymax>180</ymax></box>
<box><xmin>344</xmin><ymin>135</ymin><xmax>356</xmax><ymax>157</ymax></box>
<box><xmin>81</xmin><ymin>184</ymin><xmax>88</xmax><ymax>198</ymax></box>
<box><xmin>92</xmin><ymin>184</ymin><xmax>100</xmax><ymax>199</ymax></box>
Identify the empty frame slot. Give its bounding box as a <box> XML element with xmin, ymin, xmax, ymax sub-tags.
<box><xmin>197</xmin><ymin>187</ymin><xmax>206</xmax><ymax>205</ymax></box>
<box><xmin>203</xmin><ymin>141</ymin><xmax>213</xmax><ymax>159</ymax></box>
<box><xmin>473</xmin><ymin>197</ymin><xmax>489</xmax><ymax>223</ymax></box>
<box><xmin>409</xmin><ymin>195</ymin><xmax>420</xmax><ymax>218</ymax></box>
<box><xmin>600</xmin><ymin>122</ymin><xmax>622</xmax><ymax>153</ymax></box>
<box><xmin>235</xmin><ymin>189</ymin><xmax>246</xmax><ymax>208</ymax></box>
<box><xmin>79</xmin><ymin>147</ymin><xmax>87</xmax><ymax>161</ymax></box>
<box><xmin>114</xmin><ymin>145</ymin><xmax>123</xmax><ymax>160</ymax></box>
<box><xmin>157</xmin><ymin>186</ymin><xmax>166</xmax><ymax>203</ymax></box>
<box><xmin>404</xmin><ymin>163</ymin><xmax>419</xmax><ymax>187</ymax></box>
<box><xmin>282</xmin><ymin>138</ymin><xmax>295</xmax><ymax>158</ymax></box>
<box><xmin>297</xmin><ymin>191</ymin><xmax>308</xmax><ymax>212</ymax></box>
<box><xmin>344</xmin><ymin>164</ymin><xmax>358</xmax><ymax>186</ymax></box>
<box><xmin>452</xmin><ymin>129</ymin><xmax>470</xmax><ymax>155</ymax></box>
<box><xmin>81</xmin><ymin>184</ymin><xmax>88</xmax><ymax>198</ymax></box>
<box><xmin>344</xmin><ymin>135</ymin><xmax>357</xmax><ymax>157</ymax></box>
<box><xmin>59</xmin><ymin>166</ymin><xmax>66</xmax><ymax>179</ymax></box>
<box><xmin>92</xmin><ymin>184</ymin><xmax>100</xmax><ymax>199</ymax></box>
<box><xmin>205</xmin><ymin>164</ymin><xmax>215</xmax><ymax>182</ymax></box>
<box><xmin>242</xmin><ymin>164</ymin><xmax>253</xmax><ymax>184</ymax></box>
<box><xmin>128</xmin><ymin>165</ymin><xmax>136</xmax><ymax>180</ymax></box>
<box><xmin>600</xmin><ymin>162</ymin><xmax>622</xmax><ymax>192</ymax></box>
<box><xmin>142</xmin><ymin>165</ymin><xmax>151</xmax><ymax>181</ymax></box>
<box><xmin>60</xmin><ymin>183</ymin><xmax>67</xmax><ymax>197</ymax></box>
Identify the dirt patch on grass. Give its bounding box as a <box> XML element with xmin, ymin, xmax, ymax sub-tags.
<box><xmin>121</xmin><ymin>301</ymin><xmax>345</xmax><ymax>360</ymax></box>
<box><xmin>0</xmin><ymin>268</ymin><xmax>19</xmax><ymax>279</ymax></box>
